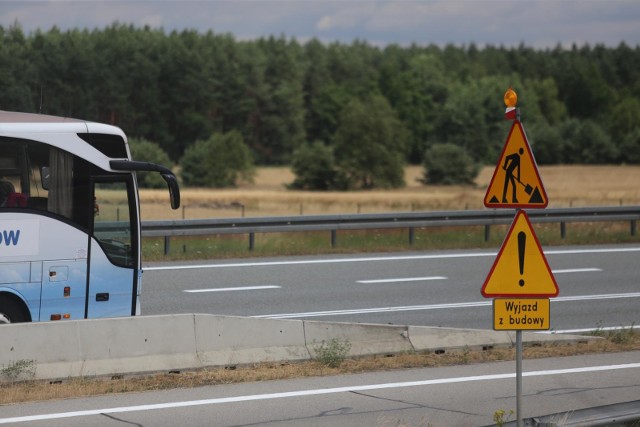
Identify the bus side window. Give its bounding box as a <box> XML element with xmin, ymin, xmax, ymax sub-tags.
<box><xmin>47</xmin><ymin>149</ymin><xmax>73</xmax><ymax>218</ymax></box>
<box><xmin>0</xmin><ymin>178</ymin><xmax>15</xmax><ymax>207</ymax></box>
<box><xmin>0</xmin><ymin>178</ymin><xmax>29</xmax><ymax>208</ymax></box>
<box><xmin>26</xmin><ymin>196</ymin><xmax>48</xmax><ymax>210</ymax></box>
<box><xmin>1</xmin><ymin>139</ymin><xmax>52</xmax><ymax>211</ymax></box>
<box><xmin>0</xmin><ymin>178</ymin><xmax>16</xmax><ymax>206</ymax></box>
<box><xmin>6</xmin><ymin>192</ymin><xmax>28</xmax><ymax>207</ymax></box>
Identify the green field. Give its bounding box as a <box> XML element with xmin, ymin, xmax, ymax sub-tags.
<box><xmin>137</xmin><ymin>165</ymin><xmax>640</xmax><ymax>261</ymax></box>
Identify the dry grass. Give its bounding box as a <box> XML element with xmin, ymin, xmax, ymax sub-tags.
<box><xmin>1</xmin><ymin>331</ymin><xmax>638</xmax><ymax>405</ymax></box>
<box><xmin>138</xmin><ymin>165</ymin><xmax>640</xmax><ymax>220</ymax></box>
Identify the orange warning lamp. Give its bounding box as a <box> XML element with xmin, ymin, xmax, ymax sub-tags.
<box><xmin>504</xmin><ymin>87</ymin><xmax>518</xmax><ymax>120</ymax></box>
<box><xmin>504</xmin><ymin>87</ymin><xmax>517</xmax><ymax>108</ymax></box>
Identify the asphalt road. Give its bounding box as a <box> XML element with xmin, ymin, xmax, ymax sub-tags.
<box><xmin>141</xmin><ymin>244</ymin><xmax>640</xmax><ymax>331</ymax></box>
<box><xmin>3</xmin><ymin>244</ymin><xmax>639</xmax><ymax>426</ymax></box>
<box><xmin>3</xmin><ymin>351</ymin><xmax>639</xmax><ymax>426</ymax></box>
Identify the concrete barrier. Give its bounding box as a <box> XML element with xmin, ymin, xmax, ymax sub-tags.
<box><xmin>0</xmin><ymin>319</ymin><xmax>85</xmax><ymax>380</ymax></box>
<box><xmin>77</xmin><ymin>315</ymin><xmax>201</xmax><ymax>378</ymax></box>
<box><xmin>408</xmin><ymin>326</ymin><xmax>513</xmax><ymax>352</ymax></box>
<box><xmin>0</xmin><ymin>315</ymin><xmax>202</xmax><ymax>379</ymax></box>
<box><xmin>195</xmin><ymin>315</ymin><xmax>309</xmax><ymax>366</ymax></box>
<box><xmin>0</xmin><ymin>314</ymin><xmax>598</xmax><ymax>381</ymax></box>
<box><xmin>404</xmin><ymin>327</ymin><xmax>592</xmax><ymax>353</ymax></box>
<box><xmin>304</xmin><ymin>321</ymin><xmax>413</xmax><ymax>357</ymax></box>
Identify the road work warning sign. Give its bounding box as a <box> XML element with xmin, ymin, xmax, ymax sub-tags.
<box><xmin>493</xmin><ymin>298</ymin><xmax>550</xmax><ymax>330</ymax></box>
<box><xmin>481</xmin><ymin>210</ymin><xmax>559</xmax><ymax>298</ymax></box>
<box><xmin>484</xmin><ymin>120</ymin><xmax>548</xmax><ymax>209</ymax></box>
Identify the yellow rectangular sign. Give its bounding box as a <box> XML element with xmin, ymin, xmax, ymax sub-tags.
<box><xmin>493</xmin><ymin>298</ymin><xmax>550</xmax><ymax>330</ymax></box>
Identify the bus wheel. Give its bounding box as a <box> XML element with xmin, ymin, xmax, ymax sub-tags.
<box><xmin>0</xmin><ymin>297</ymin><xmax>27</xmax><ymax>324</ymax></box>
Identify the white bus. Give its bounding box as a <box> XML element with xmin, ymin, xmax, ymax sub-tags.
<box><xmin>0</xmin><ymin>111</ymin><xmax>179</xmax><ymax>324</ymax></box>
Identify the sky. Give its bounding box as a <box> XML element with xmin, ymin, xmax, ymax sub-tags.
<box><xmin>1</xmin><ymin>0</ymin><xmax>639</xmax><ymax>49</ymax></box>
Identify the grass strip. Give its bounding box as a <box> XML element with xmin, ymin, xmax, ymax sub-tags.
<box><xmin>143</xmin><ymin>221</ymin><xmax>640</xmax><ymax>261</ymax></box>
<box><xmin>1</xmin><ymin>329</ymin><xmax>638</xmax><ymax>405</ymax></box>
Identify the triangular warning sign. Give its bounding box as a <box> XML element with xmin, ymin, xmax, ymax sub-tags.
<box><xmin>484</xmin><ymin>120</ymin><xmax>548</xmax><ymax>209</ymax></box>
<box><xmin>482</xmin><ymin>210</ymin><xmax>559</xmax><ymax>298</ymax></box>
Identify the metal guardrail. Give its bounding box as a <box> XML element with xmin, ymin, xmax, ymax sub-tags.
<box><xmin>141</xmin><ymin>206</ymin><xmax>640</xmax><ymax>255</ymax></box>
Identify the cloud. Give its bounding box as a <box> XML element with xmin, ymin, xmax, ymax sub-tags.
<box><xmin>0</xmin><ymin>0</ymin><xmax>638</xmax><ymax>48</ymax></box>
<box><xmin>315</xmin><ymin>15</ymin><xmax>332</xmax><ymax>31</ymax></box>
<box><xmin>315</xmin><ymin>2</ymin><xmax>375</xmax><ymax>31</ymax></box>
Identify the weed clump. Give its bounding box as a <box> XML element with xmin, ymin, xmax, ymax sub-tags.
<box><xmin>1</xmin><ymin>359</ymin><xmax>36</xmax><ymax>383</ymax></box>
<box><xmin>312</xmin><ymin>338</ymin><xmax>352</xmax><ymax>368</ymax></box>
<box><xmin>590</xmin><ymin>324</ymin><xmax>636</xmax><ymax>344</ymax></box>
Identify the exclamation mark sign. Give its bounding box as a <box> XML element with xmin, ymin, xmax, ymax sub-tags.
<box><xmin>518</xmin><ymin>231</ymin><xmax>526</xmax><ymax>287</ymax></box>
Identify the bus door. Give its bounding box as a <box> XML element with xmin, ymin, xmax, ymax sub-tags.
<box><xmin>87</xmin><ymin>178</ymin><xmax>138</xmax><ymax>318</ymax></box>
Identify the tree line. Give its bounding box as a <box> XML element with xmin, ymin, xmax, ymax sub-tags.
<box><xmin>1</xmin><ymin>23</ymin><xmax>639</xmax><ymax>189</ymax></box>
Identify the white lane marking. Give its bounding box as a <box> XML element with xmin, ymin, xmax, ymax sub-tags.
<box><xmin>553</xmin><ymin>268</ymin><xmax>602</xmax><ymax>274</ymax></box>
<box><xmin>144</xmin><ymin>253</ymin><xmax>497</xmax><ymax>271</ymax></box>
<box><xmin>254</xmin><ymin>301</ymin><xmax>491</xmax><ymax>319</ymax></box>
<box><xmin>184</xmin><ymin>286</ymin><xmax>281</xmax><ymax>293</ymax></box>
<box><xmin>357</xmin><ymin>276</ymin><xmax>447</xmax><ymax>284</ymax></box>
<box><xmin>541</xmin><ymin>325</ymin><xmax>640</xmax><ymax>334</ymax></box>
<box><xmin>144</xmin><ymin>246</ymin><xmax>640</xmax><ymax>271</ymax></box>
<box><xmin>179</xmin><ymin>268</ymin><xmax>595</xmax><ymax>293</ymax></box>
<box><xmin>546</xmin><ymin>247</ymin><xmax>640</xmax><ymax>255</ymax></box>
<box><xmin>2</xmin><ymin>363</ymin><xmax>639</xmax><ymax>424</ymax></box>
<box><xmin>555</xmin><ymin>292</ymin><xmax>640</xmax><ymax>302</ymax></box>
<box><xmin>356</xmin><ymin>268</ymin><xmax>600</xmax><ymax>284</ymax></box>
<box><xmin>254</xmin><ymin>292</ymin><xmax>640</xmax><ymax>319</ymax></box>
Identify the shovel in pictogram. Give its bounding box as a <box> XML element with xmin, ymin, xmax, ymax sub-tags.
<box><xmin>513</xmin><ymin>174</ymin><xmax>545</xmax><ymax>204</ymax></box>
<box><xmin>515</xmin><ymin>176</ymin><xmax>533</xmax><ymax>195</ymax></box>
<box><xmin>501</xmin><ymin>165</ymin><xmax>534</xmax><ymax>196</ymax></box>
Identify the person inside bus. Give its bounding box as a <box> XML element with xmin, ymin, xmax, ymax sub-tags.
<box><xmin>0</xmin><ymin>177</ymin><xmax>15</xmax><ymax>207</ymax></box>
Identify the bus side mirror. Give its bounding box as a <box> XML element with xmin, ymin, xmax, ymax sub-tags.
<box><xmin>161</xmin><ymin>173</ymin><xmax>180</xmax><ymax>210</ymax></box>
<box><xmin>110</xmin><ymin>160</ymin><xmax>181</xmax><ymax>210</ymax></box>
<box><xmin>41</xmin><ymin>166</ymin><xmax>50</xmax><ymax>190</ymax></box>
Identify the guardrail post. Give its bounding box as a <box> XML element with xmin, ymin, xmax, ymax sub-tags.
<box><xmin>164</xmin><ymin>236</ymin><xmax>170</xmax><ymax>255</ymax></box>
<box><xmin>560</xmin><ymin>222</ymin><xmax>566</xmax><ymax>239</ymax></box>
<box><xmin>631</xmin><ymin>220</ymin><xmax>637</xmax><ymax>236</ymax></box>
<box><xmin>331</xmin><ymin>230</ymin><xmax>337</xmax><ymax>248</ymax></box>
<box><xmin>249</xmin><ymin>232</ymin><xmax>255</xmax><ymax>251</ymax></box>
<box><xmin>409</xmin><ymin>227</ymin><xmax>415</xmax><ymax>245</ymax></box>
<box><xmin>484</xmin><ymin>224</ymin><xmax>491</xmax><ymax>242</ymax></box>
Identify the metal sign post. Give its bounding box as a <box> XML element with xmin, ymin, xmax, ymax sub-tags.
<box><xmin>481</xmin><ymin>88</ymin><xmax>559</xmax><ymax>427</ymax></box>
<box><xmin>516</xmin><ymin>329</ymin><xmax>523</xmax><ymax>427</ymax></box>
<box><xmin>513</xmin><ymin>208</ymin><xmax>524</xmax><ymax>427</ymax></box>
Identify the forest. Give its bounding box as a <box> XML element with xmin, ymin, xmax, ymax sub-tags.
<box><xmin>1</xmin><ymin>23</ymin><xmax>639</xmax><ymax>188</ymax></box>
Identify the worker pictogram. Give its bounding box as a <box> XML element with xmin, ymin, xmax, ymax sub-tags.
<box><xmin>481</xmin><ymin>210</ymin><xmax>558</xmax><ymax>298</ymax></box>
<box><xmin>484</xmin><ymin>120</ymin><xmax>547</xmax><ymax>209</ymax></box>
